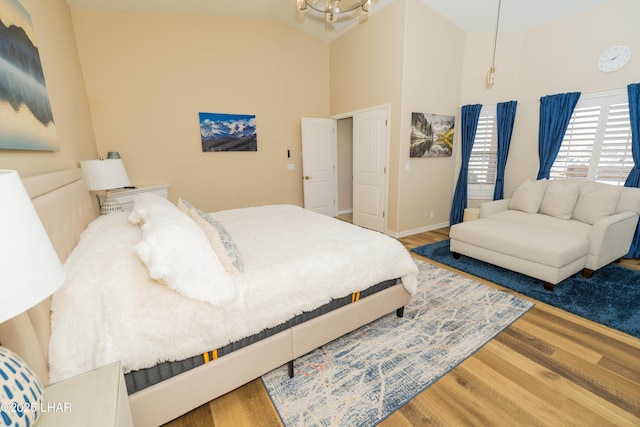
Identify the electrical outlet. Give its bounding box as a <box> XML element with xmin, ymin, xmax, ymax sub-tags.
<box><xmin>430</xmin><ymin>211</ymin><xmax>435</xmax><ymax>219</ymax></box>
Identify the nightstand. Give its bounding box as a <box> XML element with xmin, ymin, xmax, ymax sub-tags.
<box><xmin>38</xmin><ymin>361</ymin><xmax>133</xmax><ymax>427</ymax></box>
<box><xmin>99</xmin><ymin>184</ymin><xmax>171</xmax><ymax>212</ymax></box>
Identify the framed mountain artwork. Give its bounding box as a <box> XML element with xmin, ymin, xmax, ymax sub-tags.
<box><xmin>410</xmin><ymin>112</ymin><xmax>454</xmax><ymax>158</ymax></box>
<box><xmin>199</xmin><ymin>112</ymin><xmax>257</xmax><ymax>152</ymax></box>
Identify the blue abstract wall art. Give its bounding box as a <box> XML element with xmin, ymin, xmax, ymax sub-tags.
<box><xmin>0</xmin><ymin>0</ymin><xmax>58</xmax><ymax>151</ymax></box>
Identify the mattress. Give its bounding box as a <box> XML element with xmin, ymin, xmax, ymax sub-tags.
<box><xmin>124</xmin><ymin>278</ymin><xmax>398</xmax><ymax>394</ymax></box>
<box><xmin>49</xmin><ymin>203</ymin><xmax>418</xmax><ymax>384</ymax></box>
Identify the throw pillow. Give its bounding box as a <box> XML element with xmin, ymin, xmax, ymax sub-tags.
<box><xmin>128</xmin><ymin>192</ymin><xmax>178</xmax><ymax>226</ymax></box>
<box><xmin>179</xmin><ymin>199</ymin><xmax>244</xmax><ymax>273</ymax></box>
<box><xmin>539</xmin><ymin>181</ymin><xmax>581</xmax><ymax>220</ymax></box>
<box><xmin>176</xmin><ymin>198</ymin><xmax>191</xmax><ymax>215</ymax></box>
<box><xmin>131</xmin><ymin>194</ymin><xmax>238</xmax><ymax>306</ymax></box>
<box><xmin>572</xmin><ymin>187</ymin><xmax>622</xmax><ymax>224</ymax></box>
<box><xmin>188</xmin><ymin>208</ymin><xmax>239</xmax><ymax>275</ymax></box>
<box><xmin>508</xmin><ymin>179</ymin><xmax>549</xmax><ymax>214</ymax></box>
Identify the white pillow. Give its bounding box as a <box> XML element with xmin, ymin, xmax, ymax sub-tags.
<box><xmin>572</xmin><ymin>187</ymin><xmax>622</xmax><ymax>225</ymax></box>
<box><xmin>539</xmin><ymin>181</ymin><xmax>580</xmax><ymax>220</ymax></box>
<box><xmin>508</xmin><ymin>179</ymin><xmax>548</xmax><ymax>214</ymax></box>
<box><xmin>131</xmin><ymin>194</ymin><xmax>238</xmax><ymax>306</ymax></box>
<box><xmin>128</xmin><ymin>192</ymin><xmax>178</xmax><ymax>226</ymax></box>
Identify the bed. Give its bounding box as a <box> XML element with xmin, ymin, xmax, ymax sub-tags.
<box><xmin>0</xmin><ymin>168</ymin><xmax>418</xmax><ymax>426</ymax></box>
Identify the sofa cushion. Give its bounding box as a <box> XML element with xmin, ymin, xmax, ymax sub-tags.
<box><xmin>539</xmin><ymin>180</ymin><xmax>580</xmax><ymax>220</ymax></box>
<box><xmin>450</xmin><ymin>218</ymin><xmax>588</xmax><ymax>268</ymax></box>
<box><xmin>488</xmin><ymin>210</ymin><xmax>591</xmax><ymax>239</ymax></box>
<box><xmin>617</xmin><ymin>186</ymin><xmax>640</xmax><ymax>214</ymax></box>
<box><xmin>508</xmin><ymin>179</ymin><xmax>548</xmax><ymax>214</ymax></box>
<box><xmin>572</xmin><ymin>186</ymin><xmax>622</xmax><ymax>224</ymax></box>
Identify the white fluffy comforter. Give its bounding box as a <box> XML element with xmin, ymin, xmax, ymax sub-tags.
<box><xmin>49</xmin><ymin>204</ymin><xmax>418</xmax><ymax>383</ymax></box>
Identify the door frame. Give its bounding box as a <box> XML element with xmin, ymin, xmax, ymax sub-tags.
<box><xmin>333</xmin><ymin>103</ymin><xmax>391</xmax><ymax>233</ymax></box>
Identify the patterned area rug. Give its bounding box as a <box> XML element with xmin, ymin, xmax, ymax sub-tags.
<box><xmin>261</xmin><ymin>259</ymin><xmax>533</xmax><ymax>426</ymax></box>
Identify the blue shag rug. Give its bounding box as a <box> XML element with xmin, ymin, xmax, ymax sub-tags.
<box><xmin>262</xmin><ymin>259</ymin><xmax>532</xmax><ymax>426</ymax></box>
<box><xmin>411</xmin><ymin>239</ymin><xmax>640</xmax><ymax>339</ymax></box>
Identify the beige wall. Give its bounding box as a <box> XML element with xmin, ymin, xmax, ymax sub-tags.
<box><xmin>330</xmin><ymin>0</ymin><xmax>466</xmax><ymax>233</ymax></box>
<box><xmin>398</xmin><ymin>0</ymin><xmax>465</xmax><ymax>232</ymax></box>
<box><xmin>6</xmin><ymin>0</ymin><xmax>637</xmax><ymax>236</ymax></box>
<box><xmin>458</xmin><ymin>0</ymin><xmax>640</xmax><ymax>201</ymax></box>
<box><xmin>71</xmin><ymin>10</ymin><xmax>330</xmax><ymax>212</ymax></box>
<box><xmin>0</xmin><ymin>0</ymin><xmax>97</xmax><ymax>177</ymax></box>
<box><xmin>330</xmin><ymin>0</ymin><xmax>406</xmax><ymax>231</ymax></box>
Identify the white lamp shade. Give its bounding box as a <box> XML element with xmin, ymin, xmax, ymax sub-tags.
<box><xmin>80</xmin><ymin>159</ymin><xmax>131</xmax><ymax>191</ymax></box>
<box><xmin>0</xmin><ymin>170</ymin><xmax>66</xmax><ymax>323</ymax></box>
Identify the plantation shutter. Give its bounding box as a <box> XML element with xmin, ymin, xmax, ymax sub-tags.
<box><xmin>550</xmin><ymin>89</ymin><xmax>632</xmax><ymax>186</ymax></box>
<box><xmin>550</xmin><ymin>105</ymin><xmax>599</xmax><ymax>179</ymax></box>
<box><xmin>595</xmin><ymin>101</ymin><xmax>633</xmax><ymax>186</ymax></box>
<box><xmin>468</xmin><ymin>106</ymin><xmax>497</xmax><ymax>199</ymax></box>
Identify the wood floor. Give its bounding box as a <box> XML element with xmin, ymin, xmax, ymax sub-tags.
<box><xmin>164</xmin><ymin>228</ymin><xmax>640</xmax><ymax>427</ymax></box>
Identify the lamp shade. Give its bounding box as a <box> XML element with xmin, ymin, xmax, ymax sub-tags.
<box><xmin>0</xmin><ymin>170</ymin><xmax>65</xmax><ymax>323</ymax></box>
<box><xmin>80</xmin><ymin>159</ymin><xmax>130</xmax><ymax>191</ymax></box>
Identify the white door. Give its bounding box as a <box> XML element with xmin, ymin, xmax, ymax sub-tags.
<box><xmin>301</xmin><ymin>118</ymin><xmax>337</xmax><ymax>217</ymax></box>
<box><xmin>353</xmin><ymin>107</ymin><xmax>389</xmax><ymax>232</ymax></box>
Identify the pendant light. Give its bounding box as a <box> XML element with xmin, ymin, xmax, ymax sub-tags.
<box><xmin>486</xmin><ymin>0</ymin><xmax>502</xmax><ymax>89</ymax></box>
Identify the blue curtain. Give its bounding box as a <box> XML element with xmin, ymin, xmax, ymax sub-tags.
<box><xmin>450</xmin><ymin>104</ymin><xmax>482</xmax><ymax>226</ymax></box>
<box><xmin>624</xmin><ymin>83</ymin><xmax>640</xmax><ymax>258</ymax></box>
<box><xmin>493</xmin><ymin>100</ymin><xmax>518</xmax><ymax>200</ymax></box>
<box><xmin>536</xmin><ymin>92</ymin><xmax>581</xmax><ymax>179</ymax></box>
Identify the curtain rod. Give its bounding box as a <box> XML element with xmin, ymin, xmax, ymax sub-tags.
<box><xmin>457</xmin><ymin>84</ymin><xmax>630</xmax><ymax>107</ymax></box>
<box><xmin>580</xmin><ymin>84</ymin><xmax>628</xmax><ymax>95</ymax></box>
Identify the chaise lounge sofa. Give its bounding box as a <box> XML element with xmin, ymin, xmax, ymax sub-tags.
<box><xmin>449</xmin><ymin>178</ymin><xmax>640</xmax><ymax>290</ymax></box>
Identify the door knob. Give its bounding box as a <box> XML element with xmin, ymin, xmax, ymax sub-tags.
<box><xmin>304</xmin><ymin>176</ymin><xmax>312</xmax><ymax>180</ymax></box>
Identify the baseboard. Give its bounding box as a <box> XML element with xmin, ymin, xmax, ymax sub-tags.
<box><xmin>386</xmin><ymin>221</ymin><xmax>450</xmax><ymax>239</ymax></box>
<box><xmin>337</xmin><ymin>209</ymin><xmax>353</xmax><ymax>215</ymax></box>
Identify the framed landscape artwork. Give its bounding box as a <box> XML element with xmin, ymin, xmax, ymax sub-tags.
<box><xmin>0</xmin><ymin>0</ymin><xmax>58</xmax><ymax>151</ymax></box>
<box><xmin>410</xmin><ymin>112</ymin><xmax>454</xmax><ymax>158</ymax></box>
<box><xmin>199</xmin><ymin>112</ymin><xmax>257</xmax><ymax>152</ymax></box>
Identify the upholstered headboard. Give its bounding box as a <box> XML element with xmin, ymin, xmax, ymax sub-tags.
<box><xmin>0</xmin><ymin>169</ymin><xmax>98</xmax><ymax>384</ymax></box>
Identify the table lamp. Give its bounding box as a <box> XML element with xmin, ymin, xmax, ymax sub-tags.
<box><xmin>0</xmin><ymin>170</ymin><xmax>66</xmax><ymax>427</ymax></box>
<box><xmin>80</xmin><ymin>158</ymin><xmax>131</xmax><ymax>215</ymax></box>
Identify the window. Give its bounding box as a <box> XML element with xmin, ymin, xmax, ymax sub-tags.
<box><xmin>550</xmin><ymin>89</ymin><xmax>632</xmax><ymax>186</ymax></box>
<box><xmin>468</xmin><ymin>105</ymin><xmax>497</xmax><ymax>199</ymax></box>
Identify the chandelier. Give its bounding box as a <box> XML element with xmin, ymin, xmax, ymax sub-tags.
<box><xmin>297</xmin><ymin>0</ymin><xmax>371</xmax><ymax>23</ymax></box>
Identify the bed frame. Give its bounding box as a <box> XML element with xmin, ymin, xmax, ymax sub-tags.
<box><xmin>0</xmin><ymin>168</ymin><xmax>412</xmax><ymax>426</ymax></box>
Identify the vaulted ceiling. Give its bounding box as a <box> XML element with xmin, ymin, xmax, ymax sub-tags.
<box><xmin>64</xmin><ymin>0</ymin><xmax>614</xmax><ymax>42</ymax></box>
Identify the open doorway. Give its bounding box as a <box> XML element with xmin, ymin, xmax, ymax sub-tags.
<box><xmin>336</xmin><ymin>117</ymin><xmax>353</xmax><ymax>222</ymax></box>
<box><xmin>301</xmin><ymin>105</ymin><xmax>389</xmax><ymax>232</ymax></box>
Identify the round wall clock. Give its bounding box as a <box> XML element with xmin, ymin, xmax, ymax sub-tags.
<box><xmin>597</xmin><ymin>45</ymin><xmax>631</xmax><ymax>72</ymax></box>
